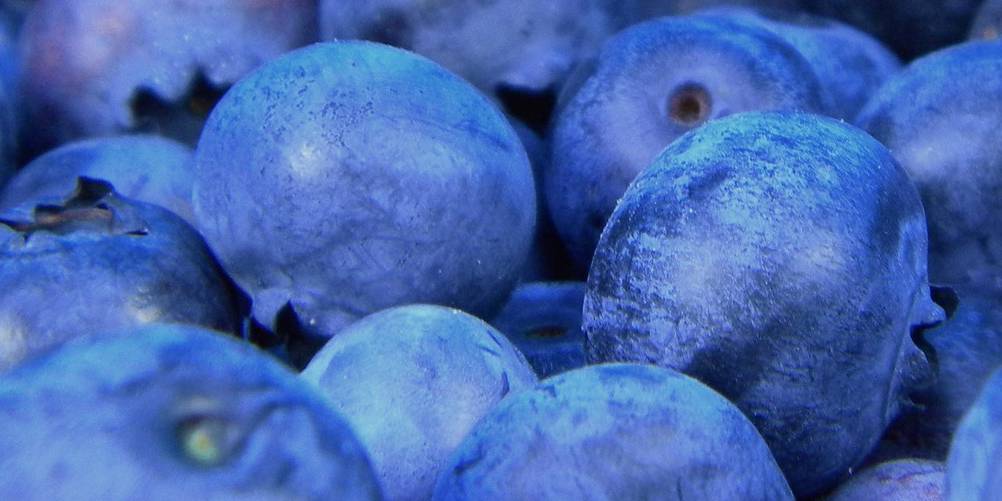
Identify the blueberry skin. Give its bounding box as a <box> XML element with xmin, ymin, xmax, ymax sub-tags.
<box><xmin>970</xmin><ymin>0</ymin><xmax>1002</xmax><ymax>40</ymax></box>
<box><xmin>546</xmin><ymin>15</ymin><xmax>827</xmax><ymax>270</ymax></box>
<box><xmin>0</xmin><ymin>135</ymin><xmax>196</xmax><ymax>225</ymax></box>
<box><xmin>827</xmin><ymin>459</ymin><xmax>945</xmax><ymax>501</ymax></box>
<box><xmin>0</xmin><ymin>179</ymin><xmax>242</xmax><ymax>371</ymax></box>
<box><xmin>945</xmin><ymin>367</ymin><xmax>1002</xmax><ymax>500</ymax></box>
<box><xmin>801</xmin><ymin>0</ymin><xmax>982</xmax><ymax>60</ymax></box>
<box><xmin>0</xmin><ymin>324</ymin><xmax>382</xmax><ymax>500</ymax></box>
<box><xmin>433</xmin><ymin>363</ymin><xmax>794</xmax><ymax>500</ymax></box>
<box><xmin>583</xmin><ymin>112</ymin><xmax>944</xmax><ymax>497</ymax></box>
<box><xmin>17</xmin><ymin>0</ymin><xmax>317</xmax><ymax>152</ymax></box>
<box><xmin>301</xmin><ymin>305</ymin><xmax>537</xmax><ymax>501</ymax></box>
<box><xmin>489</xmin><ymin>282</ymin><xmax>587</xmax><ymax>378</ymax></box>
<box><xmin>856</xmin><ymin>41</ymin><xmax>1002</xmax><ymax>284</ymax></box>
<box><xmin>320</xmin><ymin>1</ymin><xmax>617</xmax><ymax>96</ymax></box>
<box><xmin>194</xmin><ymin>41</ymin><xmax>536</xmax><ymax>338</ymax></box>
<box><xmin>697</xmin><ymin>6</ymin><xmax>901</xmax><ymax>120</ymax></box>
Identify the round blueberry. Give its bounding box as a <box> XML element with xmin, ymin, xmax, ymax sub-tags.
<box><xmin>0</xmin><ymin>178</ymin><xmax>242</xmax><ymax>371</ymax></box>
<box><xmin>0</xmin><ymin>323</ymin><xmax>381</xmax><ymax>499</ymax></box>
<box><xmin>301</xmin><ymin>304</ymin><xmax>536</xmax><ymax>501</ymax></box>
<box><xmin>433</xmin><ymin>363</ymin><xmax>794</xmax><ymax>500</ymax></box>
<box><xmin>583</xmin><ymin>111</ymin><xmax>944</xmax><ymax>497</ymax></box>
<box><xmin>857</xmin><ymin>41</ymin><xmax>1002</xmax><ymax>283</ymax></box>
<box><xmin>193</xmin><ymin>41</ymin><xmax>537</xmax><ymax>338</ymax></box>
<box><xmin>546</xmin><ymin>14</ymin><xmax>827</xmax><ymax>270</ymax></box>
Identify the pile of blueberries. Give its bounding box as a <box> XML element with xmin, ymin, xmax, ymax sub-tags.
<box><xmin>3</xmin><ymin>0</ymin><xmax>1002</xmax><ymax>499</ymax></box>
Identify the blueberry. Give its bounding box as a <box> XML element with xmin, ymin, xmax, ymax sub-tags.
<box><xmin>827</xmin><ymin>459</ymin><xmax>945</xmax><ymax>501</ymax></box>
<box><xmin>970</xmin><ymin>0</ymin><xmax>1002</xmax><ymax>40</ymax></box>
<box><xmin>856</xmin><ymin>41</ymin><xmax>1002</xmax><ymax>283</ymax></box>
<box><xmin>801</xmin><ymin>0</ymin><xmax>983</xmax><ymax>60</ymax></box>
<box><xmin>945</xmin><ymin>367</ymin><xmax>1002</xmax><ymax>500</ymax></box>
<box><xmin>0</xmin><ymin>178</ymin><xmax>242</xmax><ymax>371</ymax></box>
<box><xmin>0</xmin><ymin>323</ymin><xmax>381</xmax><ymax>499</ymax></box>
<box><xmin>489</xmin><ymin>281</ymin><xmax>587</xmax><ymax>378</ymax></box>
<box><xmin>17</xmin><ymin>0</ymin><xmax>317</xmax><ymax>154</ymax></box>
<box><xmin>697</xmin><ymin>6</ymin><xmax>901</xmax><ymax>120</ymax></box>
<box><xmin>300</xmin><ymin>304</ymin><xmax>536</xmax><ymax>501</ymax></box>
<box><xmin>0</xmin><ymin>135</ymin><xmax>196</xmax><ymax>225</ymax></box>
<box><xmin>193</xmin><ymin>41</ymin><xmax>536</xmax><ymax>338</ymax></box>
<box><xmin>319</xmin><ymin>1</ymin><xmax>616</xmax><ymax>99</ymax></box>
<box><xmin>583</xmin><ymin>111</ymin><xmax>944</xmax><ymax>497</ymax></box>
<box><xmin>433</xmin><ymin>363</ymin><xmax>794</xmax><ymax>500</ymax></box>
<box><xmin>546</xmin><ymin>14</ymin><xmax>827</xmax><ymax>270</ymax></box>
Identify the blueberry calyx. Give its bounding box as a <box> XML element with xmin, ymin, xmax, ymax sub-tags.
<box><xmin>0</xmin><ymin>177</ymin><xmax>149</xmax><ymax>237</ymax></box>
<box><xmin>668</xmin><ymin>82</ymin><xmax>712</xmax><ymax>126</ymax></box>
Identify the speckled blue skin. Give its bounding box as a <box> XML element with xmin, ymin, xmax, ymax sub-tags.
<box><xmin>0</xmin><ymin>135</ymin><xmax>196</xmax><ymax>224</ymax></box>
<box><xmin>583</xmin><ymin>112</ymin><xmax>945</xmax><ymax>497</ymax></box>
<box><xmin>17</xmin><ymin>0</ymin><xmax>316</xmax><ymax>153</ymax></box>
<box><xmin>946</xmin><ymin>368</ymin><xmax>1002</xmax><ymax>500</ymax></box>
<box><xmin>802</xmin><ymin>0</ymin><xmax>982</xmax><ymax>59</ymax></box>
<box><xmin>320</xmin><ymin>0</ymin><xmax>617</xmax><ymax>96</ymax></box>
<box><xmin>0</xmin><ymin>324</ymin><xmax>382</xmax><ymax>500</ymax></box>
<box><xmin>490</xmin><ymin>282</ymin><xmax>587</xmax><ymax>378</ymax></box>
<box><xmin>970</xmin><ymin>0</ymin><xmax>1002</xmax><ymax>40</ymax></box>
<box><xmin>301</xmin><ymin>305</ymin><xmax>536</xmax><ymax>501</ymax></box>
<box><xmin>857</xmin><ymin>41</ymin><xmax>1002</xmax><ymax>284</ymax></box>
<box><xmin>0</xmin><ymin>180</ymin><xmax>242</xmax><ymax>371</ymax></box>
<box><xmin>697</xmin><ymin>6</ymin><xmax>901</xmax><ymax>120</ymax></box>
<box><xmin>886</xmin><ymin>280</ymin><xmax>1002</xmax><ymax>459</ymax></box>
<box><xmin>433</xmin><ymin>363</ymin><xmax>794</xmax><ymax>500</ymax></box>
<box><xmin>194</xmin><ymin>42</ymin><xmax>537</xmax><ymax>338</ymax></box>
<box><xmin>828</xmin><ymin>459</ymin><xmax>945</xmax><ymax>501</ymax></box>
<box><xmin>546</xmin><ymin>15</ymin><xmax>827</xmax><ymax>270</ymax></box>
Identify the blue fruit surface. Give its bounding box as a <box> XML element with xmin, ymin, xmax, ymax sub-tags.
<box><xmin>320</xmin><ymin>0</ymin><xmax>616</xmax><ymax>96</ymax></box>
<box><xmin>17</xmin><ymin>0</ymin><xmax>317</xmax><ymax>152</ymax></box>
<box><xmin>194</xmin><ymin>41</ymin><xmax>536</xmax><ymax>338</ymax></box>
<box><xmin>857</xmin><ymin>41</ymin><xmax>1002</xmax><ymax>284</ymax></box>
<box><xmin>0</xmin><ymin>178</ymin><xmax>242</xmax><ymax>371</ymax></box>
<box><xmin>301</xmin><ymin>304</ymin><xmax>536</xmax><ymax>501</ymax></box>
<box><xmin>583</xmin><ymin>111</ymin><xmax>944</xmax><ymax>497</ymax></box>
<box><xmin>0</xmin><ymin>323</ymin><xmax>382</xmax><ymax>500</ymax></box>
<box><xmin>433</xmin><ymin>363</ymin><xmax>794</xmax><ymax>500</ymax></box>
<box><xmin>827</xmin><ymin>459</ymin><xmax>945</xmax><ymax>501</ymax></box>
<box><xmin>546</xmin><ymin>14</ymin><xmax>827</xmax><ymax>270</ymax></box>
<box><xmin>0</xmin><ymin>135</ymin><xmax>196</xmax><ymax>224</ymax></box>
<box><xmin>945</xmin><ymin>367</ymin><xmax>1002</xmax><ymax>500</ymax></box>
<box><xmin>698</xmin><ymin>6</ymin><xmax>901</xmax><ymax>120</ymax></box>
